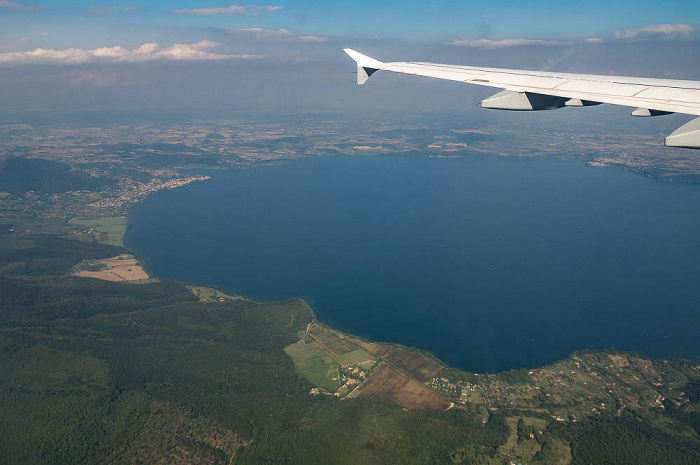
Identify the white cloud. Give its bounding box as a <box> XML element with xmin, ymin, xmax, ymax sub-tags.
<box><xmin>173</xmin><ymin>5</ymin><xmax>245</xmax><ymax>15</ymax></box>
<box><xmin>584</xmin><ymin>37</ymin><xmax>605</xmax><ymax>44</ymax></box>
<box><xmin>88</xmin><ymin>5</ymin><xmax>140</xmax><ymax>15</ymax></box>
<box><xmin>614</xmin><ymin>24</ymin><xmax>696</xmax><ymax>39</ymax></box>
<box><xmin>229</xmin><ymin>28</ymin><xmax>326</xmax><ymax>43</ymax></box>
<box><xmin>0</xmin><ymin>40</ymin><xmax>262</xmax><ymax>65</ymax></box>
<box><xmin>447</xmin><ymin>38</ymin><xmax>563</xmax><ymax>49</ymax></box>
<box><xmin>0</xmin><ymin>0</ymin><xmax>40</xmax><ymax>10</ymax></box>
<box><xmin>173</xmin><ymin>5</ymin><xmax>281</xmax><ymax>15</ymax></box>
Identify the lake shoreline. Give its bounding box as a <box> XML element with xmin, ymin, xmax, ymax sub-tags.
<box><xmin>124</xmin><ymin>155</ymin><xmax>700</xmax><ymax>372</ymax></box>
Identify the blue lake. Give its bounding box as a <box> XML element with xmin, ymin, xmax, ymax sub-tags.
<box><xmin>125</xmin><ymin>155</ymin><xmax>700</xmax><ymax>372</ymax></box>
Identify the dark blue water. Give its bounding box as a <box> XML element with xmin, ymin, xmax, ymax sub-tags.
<box><xmin>125</xmin><ymin>155</ymin><xmax>700</xmax><ymax>372</ymax></box>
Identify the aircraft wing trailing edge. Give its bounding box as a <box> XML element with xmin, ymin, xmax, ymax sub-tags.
<box><xmin>343</xmin><ymin>48</ymin><xmax>700</xmax><ymax>149</ymax></box>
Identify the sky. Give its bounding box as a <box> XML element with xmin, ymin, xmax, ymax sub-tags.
<box><xmin>0</xmin><ymin>0</ymin><xmax>698</xmax><ymax>113</ymax></box>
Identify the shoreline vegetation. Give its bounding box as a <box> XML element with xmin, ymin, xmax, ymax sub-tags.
<box><xmin>1</xmin><ymin>143</ymin><xmax>699</xmax><ymax>463</ymax></box>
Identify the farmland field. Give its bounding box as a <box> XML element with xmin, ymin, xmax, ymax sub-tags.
<box><xmin>386</xmin><ymin>349</ymin><xmax>442</xmax><ymax>382</ymax></box>
<box><xmin>308</xmin><ymin>324</ymin><xmax>375</xmax><ymax>366</ymax></box>
<box><xmin>70</xmin><ymin>216</ymin><xmax>128</xmax><ymax>246</ymax></box>
<box><xmin>357</xmin><ymin>363</ymin><xmax>449</xmax><ymax>413</ymax></box>
<box><xmin>284</xmin><ymin>338</ymin><xmax>342</xmax><ymax>391</ymax></box>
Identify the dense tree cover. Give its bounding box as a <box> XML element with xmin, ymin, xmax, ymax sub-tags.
<box><xmin>0</xmin><ymin>234</ymin><xmax>124</xmax><ymax>275</ymax></box>
<box><xmin>0</xmin><ymin>341</ymin><xmax>151</xmax><ymax>464</ymax></box>
<box><xmin>684</xmin><ymin>379</ymin><xmax>700</xmax><ymax>403</ymax></box>
<box><xmin>0</xmin><ymin>157</ymin><xmax>113</xmax><ymax>194</ymax></box>
<box><xmin>238</xmin><ymin>404</ymin><xmax>508</xmax><ymax>464</ymax></box>
<box><xmin>0</xmin><ymin>275</ymin><xmax>196</xmax><ymax>320</ymax></box>
<box><xmin>664</xmin><ymin>395</ymin><xmax>700</xmax><ymax>437</ymax></box>
<box><xmin>549</xmin><ymin>413</ymin><xmax>700</xmax><ymax>465</ymax></box>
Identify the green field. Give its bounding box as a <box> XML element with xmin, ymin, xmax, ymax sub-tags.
<box><xmin>284</xmin><ymin>338</ymin><xmax>342</xmax><ymax>391</ymax></box>
<box><xmin>308</xmin><ymin>324</ymin><xmax>376</xmax><ymax>367</ymax></box>
<box><xmin>69</xmin><ymin>216</ymin><xmax>128</xmax><ymax>246</ymax></box>
<box><xmin>336</xmin><ymin>348</ymin><xmax>376</xmax><ymax>367</ymax></box>
<box><xmin>309</xmin><ymin>325</ymin><xmax>359</xmax><ymax>354</ymax></box>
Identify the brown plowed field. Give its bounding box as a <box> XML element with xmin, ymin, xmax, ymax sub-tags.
<box><xmin>386</xmin><ymin>349</ymin><xmax>442</xmax><ymax>383</ymax></box>
<box><xmin>357</xmin><ymin>363</ymin><xmax>449</xmax><ymax>413</ymax></box>
<box><xmin>76</xmin><ymin>254</ymin><xmax>150</xmax><ymax>282</ymax></box>
<box><xmin>348</xmin><ymin>338</ymin><xmax>392</xmax><ymax>357</ymax></box>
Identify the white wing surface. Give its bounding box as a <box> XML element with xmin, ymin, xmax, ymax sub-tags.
<box><xmin>344</xmin><ymin>48</ymin><xmax>700</xmax><ymax>149</ymax></box>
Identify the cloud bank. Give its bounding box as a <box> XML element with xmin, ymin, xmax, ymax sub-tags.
<box><xmin>447</xmin><ymin>38</ymin><xmax>563</xmax><ymax>48</ymax></box>
<box><xmin>614</xmin><ymin>24</ymin><xmax>696</xmax><ymax>39</ymax></box>
<box><xmin>173</xmin><ymin>5</ymin><xmax>281</xmax><ymax>15</ymax></box>
<box><xmin>87</xmin><ymin>5</ymin><xmax>140</xmax><ymax>15</ymax></box>
<box><xmin>0</xmin><ymin>41</ymin><xmax>261</xmax><ymax>65</ymax></box>
<box><xmin>228</xmin><ymin>28</ymin><xmax>326</xmax><ymax>43</ymax></box>
<box><xmin>447</xmin><ymin>25</ymin><xmax>697</xmax><ymax>50</ymax></box>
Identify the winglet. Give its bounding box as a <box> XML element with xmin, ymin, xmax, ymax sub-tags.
<box><xmin>343</xmin><ymin>48</ymin><xmax>383</xmax><ymax>85</ymax></box>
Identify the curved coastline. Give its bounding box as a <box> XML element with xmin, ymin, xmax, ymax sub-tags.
<box><xmin>124</xmin><ymin>155</ymin><xmax>700</xmax><ymax>373</ymax></box>
<box><xmin>3</xmin><ymin>155</ymin><xmax>699</xmax><ymax>464</ymax></box>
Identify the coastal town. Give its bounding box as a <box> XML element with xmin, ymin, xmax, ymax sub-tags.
<box><xmin>88</xmin><ymin>175</ymin><xmax>210</xmax><ymax>212</ymax></box>
<box><xmin>1</xmin><ymin>111</ymin><xmax>699</xmax><ymax>188</ymax></box>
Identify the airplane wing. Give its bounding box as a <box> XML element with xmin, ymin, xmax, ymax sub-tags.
<box><xmin>343</xmin><ymin>48</ymin><xmax>700</xmax><ymax>149</ymax></box>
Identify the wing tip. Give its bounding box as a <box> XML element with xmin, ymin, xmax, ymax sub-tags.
<box><xmin>343</xmin><ymin>49</ymin><xmax>383</xmax><ymax>85</ymax></box>
<box><xmin>343</xmin><ymin>48</ymin><xmax>383</xmax><ymax>67</ymax></box>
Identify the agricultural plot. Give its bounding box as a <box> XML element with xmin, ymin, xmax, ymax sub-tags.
<box><xmin>335</xmin><ymin>348</ymin><xmax>376</xmax><ymax>367</ymax></box>
<box><xmin>357</xmin><ymin>363</ymin><xmax>450</xmax><ymax>413</ymax></box>
<box><xmin>386</xmin><ymin>349</ymin><xmax>442</xmax><ymax>382</ymax></box>
<box><xmin>74</xmin><ymin>254</ymin><xmax>151</xmax><ymax>282</ymax></box>
<box><xmin>347</xmin><ymin>337</ymin><xmax>392</xmax><ymax>357</ymax></box>
<box><xmin>284</xmin><ymin>338</ymin><xmax>342</xmax><ymax>391</ymax></box>
<box><xmin>308</xmin><ymin>324</ymin><xmax>375</xmax><ymax>367</ymax></box>
<box><xmin>69</xmin><ymin>216</ymin><xmax>128</xmax><ymax>246</ymax></box>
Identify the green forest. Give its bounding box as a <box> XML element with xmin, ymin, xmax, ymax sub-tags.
<box><xmin>0</xmin><ymin>227</ymin><xmax>699</xmax><ymax>464</ymax></box>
